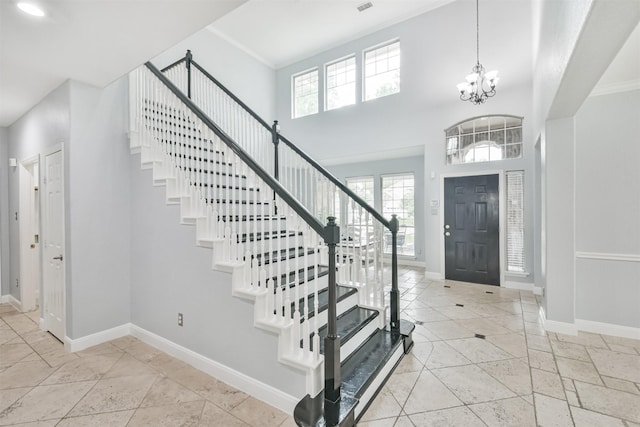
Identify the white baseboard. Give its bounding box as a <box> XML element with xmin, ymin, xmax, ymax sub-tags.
<box><xmin>540</xmin><ymin>307</ymin><xmax>640</xmax><ymax>340</ymax></box>
<box><xmin>397</xmin><ymin>259</ymin><xmax>426</xmax><ymax>268</ymax></box>
<box><xmin>504</xmin><ymin>281</ymin><xmax>535</xmax><ymax>292</ymax></box>
<box><xmin>575</xmin><ymin>319</ymin><xmax>640</xmax><ymax>340</ymax></box>
<box><xmin>5</xmin><ymin>294</ymin><xmax>22</xmax><ymax>312</ymax></box>
<box><xmin>130</xmin><ymin>325</ymin><xmax>298</xmax><ymax>414</ymax></box>
<box><xmin>424</xmin><ymin>271</ymin><xmax>444</xmax><ymax>280</ymax></box>
<box><xmin>533</xmin><ymin>287</ymin><xmax>543</xmax><ymax>296</ymax></box>
<box><xmin>0</xmin><ymin>295</ymin><xmax>9</xmax><ymax>304</ymax></box>
<box><xmin>65</xmin><ymin>323</ymin><xmax>132</xmax><ymax>352</ymax></box>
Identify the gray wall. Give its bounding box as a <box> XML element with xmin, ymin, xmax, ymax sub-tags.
<box><xmin>0</xmin><ymin>127</ymin><xmax>9</xmax><ymax>296</ymax></box>
<box><xmin>533</xmin><ymin>0</ymin><xmax>640</xmax><ymax>325</ymax></box>
<box><xmin>8</xmin><ymin>81</ymin><xmax>71</xmax><ymax>301</ymax></box>
<box><xmin>327</xmin><ymin>155</ymin><xmax>426</xmax><ymax>263</ymax></box>
<box><xmin>66</xmin><ymin>79</ymin><xmax>131</xmax><ymax>339</ymax></box>
<box><xmin>152</xmin><ymin>27</ymin><xmax>276</xmax><ymax>121</ymax></box>
<box><xmin>5</xmin><ymin>78</ymin><xmax>131</xmax><ymax>338</ymax></box>
<box><xmin>274</xmin><ymin>1</ymin><xmax>535</xmax><ymax>280</ymax></box>
<box><xmin>129</xmin><ymin>157</ymin><xmax>306</xmax><ymax>398</ymax></box>
<box><xmin>574</xmin><ymin>90</ymin><xmax>640</xmax><ymax>328</ymax></box>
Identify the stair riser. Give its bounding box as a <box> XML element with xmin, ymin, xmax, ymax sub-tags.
<box><xmin>338</xmin><ymin>317</ymin><xmax>381</xmax><ymax>363</ymax></box>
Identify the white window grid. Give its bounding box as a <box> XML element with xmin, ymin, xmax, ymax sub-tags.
<box><xmin>445</xmin><ymin>115</ymin><xmax>523</xmax><ymax>165</ymax></box>
<box><xmin>506</xmin><ymin>171</ymin><xmax>525</xmax><ymax>273</ymax></box>
<box><xmin>292</xmin><ymin>68</ymin><xmax>318</xmax><ymax>119</ymax></box>
<box><xmin>325</xmin><ymin>56</ymin><xmax>356</xmax><ymax>111</ymax></box>
<box><xmin>364</xmin><ymin>40</ymin><xmax>400</xmax><ymax>101</ymax></box>
<box><xmin>381</xmin><ymin>173</ymin><xmax>415</xmax><ymax>256</ymax></box>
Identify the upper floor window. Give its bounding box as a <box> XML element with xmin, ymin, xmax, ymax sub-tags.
<box><xmin>292</xmin><ymin>68</ymin><xmax>318</xmax><ymax>118</ymax></box>
<box><xmin>445</xmin><ymin>115</ymin><xmax>523</xmax><ymax>164</ymax></box>
<box><xmin>364</xmin><ymin>40</ymin><xmax>400</xmax><ymax>101</ymax></box>
<box><xmin>326</xmin><ymin>56</ymin><xmax>356</xmax><ymax>111</ymax></box>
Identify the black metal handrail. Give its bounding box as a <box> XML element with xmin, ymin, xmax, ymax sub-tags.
<box><xmin>167</xmin><ymin>51</ymin><xmax>391</xmax><ymax>232</ymax></box>
<box><xmin>145</xmin><ymin>61</ymin><xmax>326</xmax><ymax>238</ymax></box>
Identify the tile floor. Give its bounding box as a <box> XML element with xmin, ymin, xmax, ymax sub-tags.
<box><xmin>1</xmin><ymin>267</ymin><xmax>639</xmax><ymax>426</ymax></box>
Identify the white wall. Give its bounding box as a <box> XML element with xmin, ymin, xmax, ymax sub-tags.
<box><xmin>0</xmin><ymin>127</ymin><xmax>9</xmax><ymax>296</ymax></box>
<box><xmin>533</xmin><ymin>0</ymin><xmax>640</xmax><ymax>329</ymax></box>
<box><xmin>152</xmin><ymin>27</ymin><xmax>276</xmax><ymax>121</ymax></box>
<box><xmin>66</xmin><ymin>79</ymin><xmax>131</xmax><ymax>339</ymax></box>
<box><xmin>8</xmin><ymin>81</ymin><xmax>71</xmax><ymax>302</ymax></box>
<box><xmin>574</xmin><ymin>90</ymin><xmax>640</xmax><ymax>329</ymax></box>
<box><xmin>274</xmin><ymin>1</ymin><xmax>535</xmax><ymax>281</ymax></box>
<box><xmin>128</xmin><ymin>157</ymin><xmax>306</xmax><ymax>398</ymax></box>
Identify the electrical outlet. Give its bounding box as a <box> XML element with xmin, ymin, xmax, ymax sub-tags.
<box><xmin>178</xmin><ymin>313</ymin><xmax>183</xmax><ymax>327</ymax></box>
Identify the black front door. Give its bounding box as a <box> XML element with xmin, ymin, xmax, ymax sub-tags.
<box><xmin>444</xmin><ymin>174</ymin><xmax>500</xmax><ymax>285</ymax></box>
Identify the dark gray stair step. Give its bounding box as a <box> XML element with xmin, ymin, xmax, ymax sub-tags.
<box><xmin>294</xmin><ymin>285</ymin><xmax>357</xmax><ymax>320</ymax></box>
<box><xmin>341</xmin><ymin>328</ymin><xmax>404</xmax><ymax>399</ymax></box>
<box><xmin>312</xmin><ymin>306</ymin><xmax>379</xmax><ymax>354</ymax></box>
<box><xmin>254</xmin><ymin>246</ymin><xmax>315</xmax><ymax>267</ymax></box>
<box><xmin>217</xmin><ymin>214</ymin><xmax>283</xmax><ymax>222</ymax></box>
<box><xmin>272</xmin><ymin>265</ymin><xmax>329</xmax><ymax>289</ymax></box>
<box><xmin>205</xmin><ymin>199</ymin><xmax>268</xmax><ymax>206</ymax></box>
<box><xmin>239</xmin><ymin>230</ymin><xmax>300</xmax><ymax>243</ymax></box>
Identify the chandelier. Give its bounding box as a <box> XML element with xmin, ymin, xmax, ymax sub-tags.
<box><xmin>456</xmin><ymin>0</ymin><xmax>499</xmax><ymax>104</ymax></box>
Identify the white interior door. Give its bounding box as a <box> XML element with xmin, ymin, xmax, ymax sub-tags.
<box><xmin>43</xmin><ymin>150</ymin><xmax>65</xmax><ymax>341</ymax></box>
<box><xmin>19</xmin><ymin>159</ymin><xmax>40</xmax><ymax>312</ymax></box>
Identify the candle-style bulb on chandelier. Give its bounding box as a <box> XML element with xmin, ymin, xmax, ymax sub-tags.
<box><xmin>456</xmin><ymin>0</ymin><xmax>499</xmax><ymax>104</ymax></box>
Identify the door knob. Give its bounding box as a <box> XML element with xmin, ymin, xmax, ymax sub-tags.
<box><xmin>445</xmin><ymin>232</ymin><xmax>451</xmax><ymax>237</ymax></box>
<box><xmin>53</xmin><ymin>255</ymin><xmax>63</xmax><ymax>261</ymax></box>
<box><xmin>445</xmin><ymin>224</ymin><xmax>450</xmax><ymax>229</ymax></box>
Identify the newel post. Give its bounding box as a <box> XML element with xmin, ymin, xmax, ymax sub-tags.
<box><xmin>185</xmin><ymin>50</ymin><xmax>193</xmax><ymax>99</ymax></box>
<box><xmin>324</xmin><ymin>217</ymin><xmax>341</xmax><ymax>405</ymax></box>
<box><xmin>390</xmin><ymin>214</ymin><xmax>400</xmax><ymax>331</ymax></box>
<box><xmin>271</xmin><ymin>120</ymin><xmax>280</xmax><ymax>181</ymax></box>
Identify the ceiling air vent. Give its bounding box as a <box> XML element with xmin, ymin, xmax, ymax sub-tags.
<box><xmin>357</xmin><ymin>2</ymin><xmax>373</xmax><ymax>12</ymax></box>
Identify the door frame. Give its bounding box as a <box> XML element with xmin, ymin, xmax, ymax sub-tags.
<box><xmin>439</xmin><ymin>170</ymin><xmax>506</xmax><ymax>286</ymax></box>
<box><xmin>18</xmin><ymin>154</ymin><xmax>41</xmax><ymax>312</ymax></box>
<box><xmin>42</xmin><ymin>144</ymin><xmax>66</xmax><ymax>338</ymax></box>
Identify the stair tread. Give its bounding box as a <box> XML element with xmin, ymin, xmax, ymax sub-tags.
<box><xmin>217</xmin><ymin>215</ymin><xmax>284</xmax><ymax>222</ymax></box>
<box><xmin>294</xmin><ymin>285</ymin><xmax>356</xmax><ymax>320</ymax></box>
<box><xmin>340</xmin><ymin>328</ymin><xmax>404</xmax><ymax>399</ymax></box>
<box><xmin>315</xmin><ymin>306</ymin><xmax>379</xmax><ymax>354</ymax></box>
<box><xmin>255</xmin><ymin>246</ymin><xmax>315</xmax><ymax>266</ymax></box>
<box><xmin>240</xmin><ymin>230</ymin><xmax>300</xmax><ymax>243</ymax></box>
<box><xmin>273</xmin><ymin>265</ymin><xmax>328</xmax><ymax>288</ymax></box>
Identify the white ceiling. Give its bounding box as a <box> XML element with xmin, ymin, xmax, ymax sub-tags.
<box><xmin>0</xmin><ymin>0</ymin><xmax>246</xmax><ymax>127</ymax></box>
<box><xmin>0</xmin><ymin>0</ymin><xmax>636</xmax><ymax>128</ymax></box>
<box><xmin>210</xmin><ymin>0</ymin><xmax>455</xmax><ymax>68</ymax></box>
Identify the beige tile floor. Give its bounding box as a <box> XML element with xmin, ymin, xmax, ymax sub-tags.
<box><xmin>1</xmin><ymin>267</ymin><xmax>639</xmax><ymax>426</ymax></box>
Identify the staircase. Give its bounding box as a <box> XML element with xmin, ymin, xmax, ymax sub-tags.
<box><xmin>128</xmin><ymin>51</ymin><xmax>414</xmax><ymax>426</ymax></box>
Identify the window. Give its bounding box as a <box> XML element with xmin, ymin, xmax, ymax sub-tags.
<box><xmin>381</xmin><ymin>174</ymin><xmax>414</xmax><ymax>256</ymax></box>
<box><xmin>326</xmin><ymin>56</ymin><xmax>356</xmax><ymax>111</ymax></box>
<box><xmin>292</xmin><ymin>68</ymin><xmax>318</xmax><ymax>118</ymax></box>
<box><xmin>364</xmin><ymin>40</ymin><xmax>400</xmax><ymax>101</ymax></box>
<box><xmin>445</xmin><ymin>115</ymin><xmax>523</xmax><ymax>164</ymax></box>
<box><xmin>343</xmin><ymin>177</ymin><xmax>375</xmax><ymax>240</ymax></box>
<box><xmin>506</xmin><ymin>171</ymin><xmax>525</xmax><ymax>272</ymax></box>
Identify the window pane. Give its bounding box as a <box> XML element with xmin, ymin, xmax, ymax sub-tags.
<box><xmin>381</xmin><ymin>174</ymin><xmax>414</xmax><ymax>256</ymax></box>
<box><xmin>293</xmin><ymin>69</ymin><xmax>318</xmax><ymax>118</ymax></box>
<box><xmin>326</xmin><ymin>56</ymin><xmax>356</xmax><ymax>111</ymax></box>
<box><xmin>445</xmin><ymin>115</ymin><xmax>523</xmax><ymax>164</ymax></box>
<box><xmin>507</xmin><ymin>171</ymin><xmax>525</xmax><ymax>272</ymax></box>
<box><xmin>364</xmin><ymin>41</ymin><xmax>400</xmax><ymax>101</ymax></box>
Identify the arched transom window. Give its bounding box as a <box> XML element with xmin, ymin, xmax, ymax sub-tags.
<box><xmin>445</xmin><ymin>115</ymin><xmax>523</xmax><ymax>164</ymax></box>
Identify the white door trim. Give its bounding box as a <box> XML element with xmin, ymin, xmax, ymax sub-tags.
<box><xmin>439</xmin><ymin>170</ymin><xmax>506</xmax><ymax>287</ymax></box>
<box><xmin>42</xmin><ymin>144</ymin><xmax>66</xmax><ymax>341</ymax></box>
<box><xmin>18</xmin><ymin>154</ymin><xmax>41</xmax><ymax>312</ymax></box>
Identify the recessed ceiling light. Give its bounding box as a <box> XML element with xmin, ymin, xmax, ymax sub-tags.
<box><xmin>357</xmin><ymin>2</ymin><xmax>373</xmax><ymax>12</ymax></box>
<box><xmin>17</xmin><ymin>2</ymin><xmax>45</xmax><ymax>17</ymax></box>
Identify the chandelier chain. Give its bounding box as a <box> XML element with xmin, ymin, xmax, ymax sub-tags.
<box><xmin>476</xmin><ymin>0</ymin><xmax>480</xmax><ymax>65</ymax></box>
